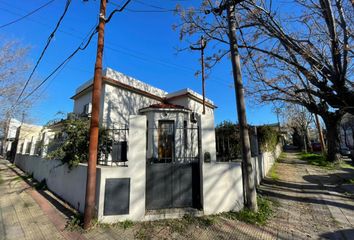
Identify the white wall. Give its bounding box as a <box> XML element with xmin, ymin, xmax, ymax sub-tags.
<box><xmin>202</xmin><ymin>162</ymin><xmax>244</xmax><ymax>214</ymax></box>
<box><xmin>14</xmin><ymin>155</ymin><xmax>89</xmax><ymax>213</ymax></box>
<box><xmin>73</xmin><ymin>85</ymin><xmax>106</xmax><ymax>123</ymax></box>
<box><xmin>188</xmin><ymin>97</ymin><xmax>214</xmax><ymax>116</ymax></box>
<box><xmin>254</xmin><ymin>143</ymin><xmax>282</xmax><ymax>186</ymax></box>
<box><xmin>200</xmin><ymin>115</ymin><xmax>243</xmax><ymax>214</ymax></box>
<box><xmin>102</xmin><ymin>84</ymin><xmax>161</xmax><ymax>128</ymax></box>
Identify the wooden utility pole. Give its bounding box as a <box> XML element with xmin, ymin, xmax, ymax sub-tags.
<box><xmin>226</xmin><ymin>1</ymin><xmax>258</xmax><ymax>211</ymax></box>
<box><xmin>314</xmin><ymin>114</ymin><xmax>326</xmax><ymax>155</ymax></box>
<box><xmin>83</xmin><ymin>0</ymin><xmax>106</xmax><ymax>229</ymax></box>
<box><xmin>190</xmin><ymin>36</ymin><xmax>207</xmax><ymax>114</ymax></box>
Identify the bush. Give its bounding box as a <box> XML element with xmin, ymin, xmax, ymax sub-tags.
<box><xmin>257</xmin><ymin>126</ymin><xmax>279</xmax><ymax>152</ymax></box>
<box><xmin>47</xmin><ymin>118</ymin><xmax>112</xmax><ymax>169</ymax></box>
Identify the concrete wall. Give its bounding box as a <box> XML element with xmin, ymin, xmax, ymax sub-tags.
<box><xmin>253</xmin><ymin>143</ymin><xmax>282</xmax><ymax>186</ymax></box>
<box><xmin>200</xmin><ymin>115</ymin><xmax>244</xmax><ymax>214</ymax></box>
<box><xmin>14</xmin><ymin>155</ymin><xmax>88</xmax><ymax>213</ymax></box>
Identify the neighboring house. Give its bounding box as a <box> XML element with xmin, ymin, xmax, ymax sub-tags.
<box><xmin>15</xmin><ymin>123</ymin><xmax>43</xmax><ymax>156</ymax></box>
<box><xmin>340</xmin><ymin>113</ymin><xmax>354</xmax><ymax>149</ymax></box>
<box><xmin>1</xmin><ymin>118</ymin><xmax>21</xmax><ymax>160</ymax></box>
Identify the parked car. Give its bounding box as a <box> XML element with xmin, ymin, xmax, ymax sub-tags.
<box><xmin>340</xmin><ymin>147</ymin><xmax>351</xmax><ymax>157</ymax></box>
<box><xmin>311</xmin><ymin>142</ymin><xmax>322</xmax><ymax>152</ymax></box>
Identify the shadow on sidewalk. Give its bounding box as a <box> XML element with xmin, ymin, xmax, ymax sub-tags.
<box><xmin>320</xmin><ymin>228</ymin><xmax>354</xmax><ymax>240</ymax></box>
<box><xmin>4</xmin><ymin>161</ymin><xmax>78</xmax><ymax>220</ymax></box>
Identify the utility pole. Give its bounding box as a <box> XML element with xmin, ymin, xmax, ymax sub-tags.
<box><xmin>190</xmin><ymin>36</ymin><xmax>207</xmax><ymax>114</ymax></box>
<box><xmin>275</xmin><ymin>108</ymin><xmax>281</xmax><ymax>132</ymax></box>
<box><xmin>225</xmin><ymin>1</ymin><xmax>257</xmax><ymax>211</ymax></box>
<box><xmin>314</xmin><ymin>114</ymin><xmax>326</xmax><ymax>155</ymax></box>
<box><xmin>83</xmin><ymin>0</ymin><xmax>106</xmax><ymax>229</ymax></box>
<box><xmin>205</xmin><ymin>0</ymin><xmax>257</xmax><ymax>212</ymax></box>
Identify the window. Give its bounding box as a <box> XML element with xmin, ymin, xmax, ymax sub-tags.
<box><xmin>183</xmin><ymin>120</ymin><xmax>188</xmax><ymax>149</ymax></box>
<box><xmin>158</xmin><ymin>121</ymin><xmax>174</xmax><ymax>162</ymax></box>
<box><xmin>83</xmin><ymin>103</ymin><xmax>92</xmax><ymax>116</ymax></box>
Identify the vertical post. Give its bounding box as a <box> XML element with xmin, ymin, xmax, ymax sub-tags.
<box><xmin>200</xmin><ymin>36</ymin><xmax>206</xmax><ymax>115</ymax></box>
<box><xmin>190</xmin><ymin>36</ymin><xmax>207</xmax><ymax>115</ymax></box>
<box><xmin>314</xmin><ymin>114</ymin><xmax>326</xmax><ymax>155</ymax></box>
<box><xmin>226</xmin><ymin>2</ymin><xmax>258</xmax><ymax>211</ymax></box>
<box><xmin>83</xmin><ymin>0</ymin><xmax>106</xmax><ymax>230</ymax></box>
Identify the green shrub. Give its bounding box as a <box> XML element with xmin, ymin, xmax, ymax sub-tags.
<box><xmin>257</xmin><ymin>126</ymin><xmax>279</xmax><ymax>152</ymax></box>
<box><xmin>47</xmin><ymin>118</ymin><xmax>112</xmax><ymax>169</ymax></box>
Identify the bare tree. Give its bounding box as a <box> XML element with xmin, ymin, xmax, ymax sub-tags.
<box><xmin>0</xmin><ymin>39</ymin><xmax>37</xmax><ymax>154</ymax></box>
<box><xmin>281</xmin><ymin>104</ymin><xmax>313</xmax><ymax>152</ymax></box>
<box><xmin>174</xmin><ymin>0</ymin><xmax>353</xmax><ymax>161</ymax></box>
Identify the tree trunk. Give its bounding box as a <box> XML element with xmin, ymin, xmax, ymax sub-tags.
<box><xmin>323</xmin><ymin>114</ymin><xmax>342</xmax><ymax>162</ymax></box>
<box><xmin>305</xmin><ymin>128</ymin><xmax>312</xmax><ymax>152</ymax></box>
<box><xmin>227</xmin><ymin>3</ymin><xmax>258</xmax><ymax>212</ymax></box>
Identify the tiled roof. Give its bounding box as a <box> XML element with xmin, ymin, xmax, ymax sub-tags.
<box><xmin>140</xmin><ymin>103</ymin><xmax>190</xmax><ymax>111</ymax></box>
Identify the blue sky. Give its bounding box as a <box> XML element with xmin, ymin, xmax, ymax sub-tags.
<box><xmin>0</xmin><ymin>0</ymin><xmax>279</xmax><ymax>126</ymax></box>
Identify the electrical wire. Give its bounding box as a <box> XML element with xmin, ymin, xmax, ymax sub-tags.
<box><xmin>16</xmin><ymin>0</ymin><xmax>133</xmax><ymax>106</ymax></box>
<box><xmin>0</xmin><ymin>0</ymin><xmax>55</xmax><ymax>29</ymax></box>
<box><xmin>18</xmin><ymin>27</ymin><xmax>98</xmax><ymax>105</ymax></box>
<box><xmin>14</xmin><ymin>0</ymin><xmax>72</xmax><ymax>107</ymax></box>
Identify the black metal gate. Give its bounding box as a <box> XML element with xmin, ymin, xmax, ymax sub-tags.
<box><xmin>146</xmin><ymin>122</ymin><xmax>201</xmax><ymax>210</ymax></box>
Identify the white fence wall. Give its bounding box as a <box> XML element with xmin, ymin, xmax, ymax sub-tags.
<box><xmin>200</xmin><ymin>115</ymin><xmax>244</xmax><ymax>214</ymax></box>
<box><xmin>253</xmin><ymin>144</ymin><xmax>282</xmax><ymax>186</ymax></box>
<box><xmin>14</xmin><ymin>154</ymin><xmax>89</xmax><ymax>213</ymax></box>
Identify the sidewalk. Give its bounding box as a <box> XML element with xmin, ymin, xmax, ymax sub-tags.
<box><xmin>0</xmin><ymin>159</ymin><xmax>84</xmax><ymax>240</ymax></box>
<box><xmin>259</xmin><ymin>152</ymin><xmax>354</xmax><ymax>239</ymax></box>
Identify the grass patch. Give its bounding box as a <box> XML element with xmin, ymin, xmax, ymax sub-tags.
<box><xmin>134</xmin><ymin>214</ymin><xmax>218</xmax><ymax>239</ymax></box>
<box><xmin>65</xmin><ymin>213</ymin><xmax>84</xmax><ymax>231</ymax></box>
<box><xmin>340</xmin><ymin>162</ymin><xmax>354</xmax><ymax>170</ymax></box>
<box><xmin>342</xmin><ymin>178</ymin><xmax>354</xmax><ymax>184</ymax></box>
<box><xmin>300</xmin><ymin>152</ymin><xmax>354</xmax><ymax>171</ymax></box>
<box><xmin>268</xmin><ymin>162</ymin><xmax>279</xmax><ymax>181</ymax></box>
<box><xmin>299</xmin><ymin>152</ymin><xmax>336</xmax><ymax>169</ymax></box>
<box><xmin>120</xmin><ymin>220</ymin><xmax>134</xmax><ymax>229</ymax></box>
<box><xmin>221</xmin><ymin>196</ymin><xmax>274</xmax><ymax>225</ymax></box>
<box><xmin>278</xmin><ymin>152</ymin><xmax>287</xmax><ymax>160</ymax></box>
<box><xmin>23</xmin><ymin>202</ymin><xmax>33</xmax><ymax>208</ymax></box>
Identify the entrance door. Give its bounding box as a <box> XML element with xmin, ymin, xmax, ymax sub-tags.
<box><xmin>146</xmin><ymin>121</ymin><xmax>200</xmax><ymax>210</ymax></box>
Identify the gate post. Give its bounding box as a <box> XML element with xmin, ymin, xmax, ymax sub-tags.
<box><xmin>127</xmin><ymin>115</ymin><xmax>147</xmax><ymax>219</ymax></box>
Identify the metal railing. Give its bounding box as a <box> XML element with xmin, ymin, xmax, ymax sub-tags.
<box><xmin>146</xmin><ymin>126</ymin><xmax>200</xmax><ymax>164</ymax></box>
<box><xmin>98</xmin><ymin>128</ymin><xmax>129</xmax><ymax>166</ymax></box>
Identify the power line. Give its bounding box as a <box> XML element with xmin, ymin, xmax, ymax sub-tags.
<box><xmin>18</xmin><ymin>27</ymin><xmax>98</xmax><ymax>105</ymax></box>
<box><xmin>0</xmin><ymin>0</ymin><xmax>55</xmax><ymax>29</ymax></box>
<box><xmin>17</xmin><ymin>0</ymin><xmax>134</xmax><ymax>107</ymax></box>
<box><xmin>14</xmin><ymin>0</ymin><xmax>72</xmax><ymax>107</ymax></box>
